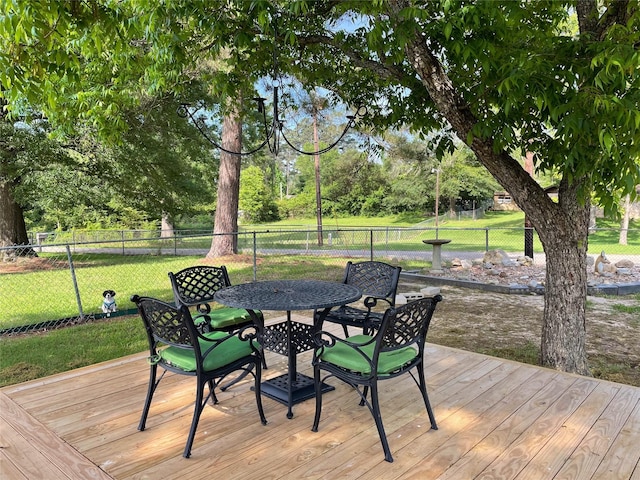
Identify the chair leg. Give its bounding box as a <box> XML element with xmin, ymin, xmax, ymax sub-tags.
<box><xmin>183</xmin><ymin>378</ymin><xmax>207</xmax><ymax>458</ymax></box>
<box><xmin>417</xmin><ymin>367</ymin><xmax>438</xmax><ymax>430</ymax></box>
<box><xmin>311</xmin><ymin>365</ymin><xmax>323</xmax><ymax>432</ymax></box>
<box><xmin>208</xmin><ymin>379</ymin><xmax>219</xmax><ymax>404</ymax></box>
<box><xmin>370</xmin><ymin>383</ymin><xmax>394</xmax><ymax>463</ymax></box>
<box><xmin>221</xmin><ymin>349</ymin><xmax>267</xmax><ymax>391</ymax></box>
<box><xmin>359</xmin><ymin>385</ymin><xmax>369</xmax><ymax>406</ymax></box>
<box><xmin>253</xmin><ymin>360</ymin><xmax>268</xmax><ymax>425</ymax></box>
<box><xmin>342</xmin><ymin>324</ymin><xmax>350</xmax><ymax>337</ymax></box>
<box><xmin>138</xmin><ymin>364</ymin><xmax>158</xmax><ymax>431</ymax></box>
<box><xmin>220</xmin><ymin>365</ymin><xmax>252</xmax><ymax>392</ymax></box>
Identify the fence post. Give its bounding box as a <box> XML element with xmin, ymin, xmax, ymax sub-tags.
<box><xmin>66</xmin><ymin>245</ymin><xmax>85</xmax><ymax>320</ymax></box>
<box><xmin>370</xmin><ymin>230</ymin><xmax>374</xmax><ymax>261</ymax></box>
<box><xmin>252</xmin><ymin>231</ymin><xmax>258</xmax><ymax>281</ymax></box>
<box><xmin>485</xmin><ymin>228</ymin><xmax>489</xmax><ymax>251</ymax></box>
<box><xmin>121</xmin><ymin>230</ymin><xmax>125</xmax><ymax>255</ymax></box>
<box><xmin>385</xmin><ymin>227</ymin><xmax>389</xmax><ymax>254</ymax></box>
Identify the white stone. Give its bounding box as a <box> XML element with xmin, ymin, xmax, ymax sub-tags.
<box><xmin>483</xmin><ymin>249</ymin><xmax>510</xmax><ymax>264</ymax></box>
<box><xmin>395</xmin><ymin>294</ymin><xmax>407</xmax><ymax>305</ymax></box>
<box><xmin>616</xmin><ymin>259</ymin><xmax>635</xmax><ymax>268</ymax></box>
<box><xmin>420</xmin><ymin>286</ymin><xmax>441</xmax><ymax>296</ymax></box>
<box><xmin>517</xmin><ymin>256</ymin><xmax>533</xmax><ymax>266</ymax></box>
<box><xmin>450</xmin><ymin>258</ymin><xmax>463</xmax><ymax>267</ymax></box>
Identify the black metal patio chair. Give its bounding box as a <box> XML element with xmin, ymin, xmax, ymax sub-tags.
<box><xmin>319</xmin><ymin>261</ymin><xmax>402</xmax><ymax>337</ymax></box>
<box><xmin>169</xmin><ymin>265</ymin><xmax>258</xmax><ymax>334</ymax></box>
<box><xmin>169</xmin><ymin>265</ymin><xmax>267</xmax><ymax>377</ymax></box>
<box><xmin>311</xmin><ymin>295</ymin><xmax>443</xmax><ymax>462</ymax></box>
<box><xmin>132</xmin><ymin>295</ymin><xmax>267</xmax><ymax>458</ymax></box>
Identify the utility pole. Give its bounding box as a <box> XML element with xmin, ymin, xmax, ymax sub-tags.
<box><xmin>524</xmin><ymin>151</ymin><xmax>534</xmax><ymax>258</ymax></box>
<box><xmin>435</xmin><ymin>167</ymin><xmax>440</xmax><ymax>228</ymax></box>
<box><xmin>313</xmin><ymin>107</ymin><xmax>323</xmax><ymax>246</ymax></box>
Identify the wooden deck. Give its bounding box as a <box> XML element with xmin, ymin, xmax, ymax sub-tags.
<box><xmin>1</xmin><ymin>313</ymin><xmax>639</xmax><ymax>480</ymax></box>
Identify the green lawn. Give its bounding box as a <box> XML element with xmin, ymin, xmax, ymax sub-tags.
<box><xmin>1</xmin><ymin>212</ymin><xmax>637</xmax><ymax>387</ymax></box>
<box><xmin>246</xmin><ymin>211</ymin><xmax>638</xmax><ymax>255</ymax></box>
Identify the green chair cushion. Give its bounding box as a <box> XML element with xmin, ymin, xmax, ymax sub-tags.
<box><xmin>198</xmin><ymin>307</ymin><xmax>254</xmax><ymax>330</ymax></box>
<box><xmin>160</xmin><ymin>331</ymin><xmax>252</xmax><ymax>372</ymax></box>
<box><xmin>319</xmin><ymin>334</ymin><xmax>417</xmax><ymax>375</ymax></box>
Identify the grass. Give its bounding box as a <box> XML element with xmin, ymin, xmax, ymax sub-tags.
<box><xmin>1</xmin><ymin>212</ymin><xmax>638</xmax><ymax>387</ymax></box>
<box><xmin>0</xmin><ymin>316</ymin><xmax>147</xmax><ymax>386</ymax></box>
<box><xmin>0</xmin><ymin>255</ymin><xmax>246</xmax><ymax>328</ymax></box>
<box><xmin>612</xmin><ymin>303</ymin><xmax>640</xmax><ymax>315</ymax></box>
<box><xmin>478</xmin><ymin>341</ymin><xmax>541</xmax><ymax>365</ymax></box>
<box><xmin>248</xmin><ymin>211</ymin><xmax>639</xmax><ymax>255</ymax></box>
<box><xmin>0</xmin><ymin>252</ymin><xmax>418</xmax><ymax>330</ymax></box>
<box><xmin>589</xmin><ymin>357</ymin><xmax>636</xmax><ymax>384</ymax></box>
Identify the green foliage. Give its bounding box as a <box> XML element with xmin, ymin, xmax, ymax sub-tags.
<box><xmin>1</xmin><ymin>118</ymin><xmax>73</xmax><ymax>199</ymax></box>
<box><xmin>239</xmin><ymin>165</ymin><xmax>280</xmax><ymax>222</ymax></box>
<box><xmin>277</xmin><ymin>190</ymin><xmax>316</xmax><ymax>219</ymax></box>
<box><xmin>2</xmin><ymin>2</ymin><xmax>638</xmax><ymax>249</ymax></box>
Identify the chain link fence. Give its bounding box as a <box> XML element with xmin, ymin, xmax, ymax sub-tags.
<box><xmin>1</xmin><ymin>226</ymin><xmax>638</xmax><ymax>335</ymax></box>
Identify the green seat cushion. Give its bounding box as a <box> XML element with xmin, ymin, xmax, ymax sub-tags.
<box><xmin>197</xmin><ymin>307</ymin><xmax>254</xmax><ymax>330</ymax></box>
<box><xmin>160</xmin><ymin>331</ymin><xmax>252</xmax><ymax>372</ymax></box>
<box><xmin>319</xmin><ymin>334</ymin><xmax>417</xmax><ymax>375</ymax></box>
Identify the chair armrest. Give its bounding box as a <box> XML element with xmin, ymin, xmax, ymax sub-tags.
<box><xmin>313</xmin><ymin>330</ymin><xmax>376</xmax><ymax>365</ymax></box>
<box><xmin>196</xmin><ymin>324</ymin><xmax>261</xmax><ymax>358</ymax></box>
<box><xmin>363</xmin><ymin>295</ymin><xmax>393</xmax><ymax>310</ymax></box>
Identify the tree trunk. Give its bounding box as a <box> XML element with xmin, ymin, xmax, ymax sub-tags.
<box><xmin>539</xmin><ymin>180</ymin><xmax>591</xmax><ymax>374</ymax></box>
<box><xmin>208</xmin><ymin>100</ymin><xmax>242</xmax><ymax>258</ymax></box>
<box><xmin>448</xmin><ymin>197</ymin><xmax>455</xmax><ymax>216</ymax></box>
<box><xmin>160</xmin><ymin>213</ymin><xmax>174</xmax><ymax>239</ymax></box>
<box><xmin>0</xmin><ymin>178</ymin><xmax>36</xmax><ymax>257</ymax></box>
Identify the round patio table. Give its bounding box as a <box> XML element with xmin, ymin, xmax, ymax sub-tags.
<box><xmin>215</xmin><ymin>279</ymin><xmax>361</xmax><ymax>418</ymax></box>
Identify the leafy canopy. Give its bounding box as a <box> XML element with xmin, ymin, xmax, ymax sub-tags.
<box><xmin>2</xmin><ymin>1</ymin><xmax>638</xmax><ymax>215</ymax></box>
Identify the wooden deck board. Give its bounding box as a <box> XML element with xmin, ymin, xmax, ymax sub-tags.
<box><xmin>2</xmin><ymin>314</ymin><xmax>639</xmax><ymax>480</ymax></box>
<box><xmin>0</xmin><ymin>391</ymin><xmax>113</xmax><ymax>480</ymax></box>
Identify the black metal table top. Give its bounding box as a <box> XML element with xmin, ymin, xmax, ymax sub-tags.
<box><xmin>214</xmin><ymin>279</ymin><xmax>361</xmax><ymax>312</ymax></box>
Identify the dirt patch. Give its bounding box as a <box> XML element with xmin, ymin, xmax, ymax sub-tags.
<box><xmin>399</xmin><ymin>279</ymin><xmax>640</xmax><ymax>387</ymax></box>
<box><xmin>0</xmin><ymin>256</ymin><xmax>64</xmax><ymax>274</ymax></box>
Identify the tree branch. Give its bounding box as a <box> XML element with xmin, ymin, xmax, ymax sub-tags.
<box><xmin>577</xmin><ymin>0</ymin><xmax>633</xmax><ymax>39</ymax></box>
<box><xmin>385</xmin><ymin>0</ymin><xmax>558</xmax><ymax>228</ymax></box>
<box><xmin>297</xmin><ymin>34</ymin><xmax>409</xmax><ymax>83</ymax></box>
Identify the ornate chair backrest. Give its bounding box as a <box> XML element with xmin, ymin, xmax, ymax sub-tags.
<box><xmin>169</xmin><ymin>265</ymin><xmax>232</xmax><ymax>313</ymax></box>
<box><xmin>375</xmin><ymin>295</ymin><xmax>443</xmax><ymax>357</ymax></box>
<box><xmin>343</xmin><ymin>261</ymin><xmax>402</xmax><ymax>307</ymax></box>
<box><xmin>132</xmin><ymin>295</ymin><xmax>199</xmax><ymax>357</ymax></box>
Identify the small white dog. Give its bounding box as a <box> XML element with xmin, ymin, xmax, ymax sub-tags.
<box><xmin>102</xmin><ymin>290</ymin><xmax>117</xmax><ymax>316</ymax></box>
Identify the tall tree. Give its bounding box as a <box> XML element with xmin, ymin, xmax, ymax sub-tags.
<box><xmin>0</xmin><ymin>109</ymin><xmax>71</xmax><ymax>253</ymax></box>
<box><xmin>0</xmin><ymin>2</ymin><xmax>272</xmax><ymax>257</ymax></box>
<box><xmin>281</xmin><ymin>1</ymin><xmax>639</xmax><ymax>374</ymax></box>
<box><xmin>209</xmin><ymin>100</ymin><xmax>242</xmax><ymax>257</ymax></box>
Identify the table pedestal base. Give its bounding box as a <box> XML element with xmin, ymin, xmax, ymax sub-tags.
<box><xmin>260</xmin><ymin>373</ymin><xmax>334</xmax><ymax>418</ymax></box>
